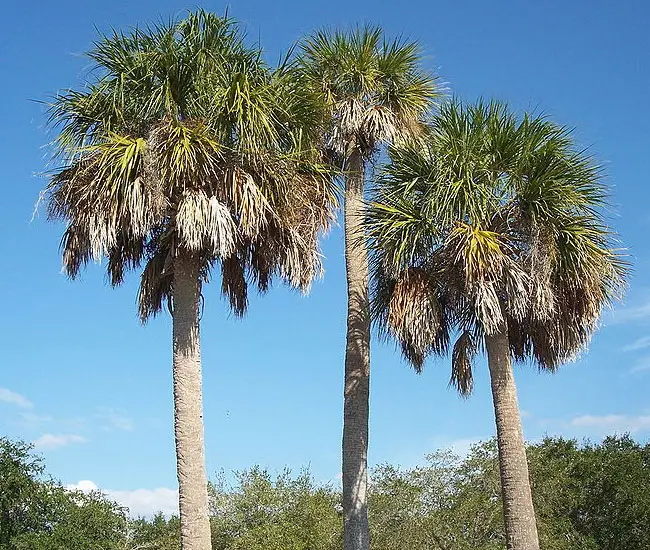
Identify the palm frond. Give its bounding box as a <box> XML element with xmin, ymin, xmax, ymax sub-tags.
<box><xmin>297</xmin><ymin>26</ymin><xmax>439</xmax><ymax>157</ymax></box>
<box><xmin>367</xmin><ymin>98</ymin><xmax>629</xmax><ymax>375</ymax></box>
<box><xmin>385</xmin><ymin>267</ymin><xmax>450</xmax><ymax>370</ymax></box>
<box><xmin>45</xmin><ymin>10</ymin><xmax>338</xmax><ymax>323</ymax></box>
<box><xmin>450</xmin><ymin>330</ymin><xmax>476</xmax><ymax>397</ymax></box>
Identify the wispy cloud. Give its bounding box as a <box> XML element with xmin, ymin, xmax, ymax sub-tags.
<box><xmin>33</xmin><ymin>434</ymin><xmax>86</xmax><ymax>450</ymax></box>
<box><xmin>20</xmin><ymin>412</ymin><xmax>53</xmax><ymax>425</ymax></box>
<box><xmin>623</xmin><ymin>336</ymin><xmax>650</xmax><ymax>352</ymax></box>
<box><xmin>96</xmin><ymin>408</ymin><xmax>134</xmax><ymax>431</ymax></box>
<box><xmin>610</xmin><ymin>300</ymin><xmax>650</xmax><ymax>325</ymax></box>
<box><xmin>428</xmin><ymin>436</ymin><xmax>484</xmax><ymax>458</ymax></box>
<box><xmin>630</xmin><ymin>356</ymin><xmax>650</xmax><ymax>374</ymax></box>
<box><xmin>0</xmin><ymin>388</ymin><xmax>33</xmax><ymax>409</ymax></box>
<box><xmin>571</xmin><ymin>414</ymin><xmax>650</xmax><ymax>433</ymax></box>
<box><xmin>68</xmin><ymin>480</ymin><xmax>178</xmax><ymax>517</ymax></box>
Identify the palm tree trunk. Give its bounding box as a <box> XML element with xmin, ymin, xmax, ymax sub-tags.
<box><xmin>342</xmin><ymin>148</ymin><xmax>371</xmax><ymax>550</ymax></box>
<box><xmin>172</xmin><ymin>250</ymin><xmax>212</xmax><ymax>550</ymax></box>
<box><xmin>485</xmin><ymin>328</ymin><xmax>539</xmax><ymax>550</ymax></box>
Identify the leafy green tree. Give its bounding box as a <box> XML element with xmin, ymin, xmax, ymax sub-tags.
<box><xmin>0</xmin><ymin>438</ymin><xmax>46</xmax><ymax>548</ymax></box>
<box><xmin>45</xmin><ymin>11</ymin><xmax>335</xmax><ymax>549</ymax></box>
<box><xmin>296</xmin><ymin>27</ymin><xmax>438</xmax><ymax>550</ymax></box>
<box><xmin>366</xmin><ymin>100</ymin><xmax>627</xmax><ymax>550</ymax></box>
<box><xmin>0</xmin><ymin>438</ymin><xmax>127</xmax><ymax>550</ymax></box>
<box><xmin>561</xmin><ymin>436</ymin><xmax>650</xmax><ymax>550</ymax></box>
<box><xmin>209</xmin><ymin>468</ymin><xmax>341</xmax><ymax>550</ymax></box>
<box><xmin>127</xmin><ymin>514</ymin><xmax>181</xmax><ymax>550</ymax></box>
<box><xmin>3</xmin><ymin>434</ymin><xmax>649</xmax><ymax>549</ymax></box>
<box><xmin>12</xmin><ymin>488</ymin><xmax>127</xmax><ymax>550</ymax></box>
<box><xmin>369</xmin><ymin>445</ymin><xmax>504</xmax><ymax>550</ymax></box>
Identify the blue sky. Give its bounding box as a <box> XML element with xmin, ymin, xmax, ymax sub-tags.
<box><xmin>1</xmin><ymin>0</ymin><xmax>649</xmax><ymax>516</ymax></box>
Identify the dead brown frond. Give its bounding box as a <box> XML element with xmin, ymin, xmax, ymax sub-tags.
<box><xmin>138</xmin><ymin>248</ymin><xmax>174</xmax><ymax>322</ymax></box>
<box><xmin>176</xmin><ymin>190</ymin><xmax>237</xmax><ymax>256</ymax></box>
<box><xmin>450</xmin><ymin>330</ymin><xmax>476</xmax><ymax>397</ymax></box>
<box><xmin>387</xmin><ymin>267</ymin><xmax>449</xmax><ymax>370</ymax></box>
<box><xmin>221</xmin><ymin>253</ymin><xmax>248</xmax><ymax>317</ymax></box>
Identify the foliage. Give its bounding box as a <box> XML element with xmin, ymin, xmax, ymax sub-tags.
<box><xmin>209</xmin><ymin>468</ymin><xmax>341</xmax><ymax>550</ymax></box>
<box><xmin>296</xmin><ymin>25</ymin><xmax>439</xmax><ymax>163</ymax></box>
<box><xmin>370</xmin><ymin>436</ymin><xmax>650</xmax><ymax>550</ymax></box>
<box><xmin>367</xmin><ymin>100</ymin><xmax>628</xmax><ymax>383</ymax></box>
<box><xmin>12</xmin><ymin>488</ymin><xmax>128</xmax><ymax>550</ymax></box>
<box><xmin>529</xmin><ymin>435</ymin><xmax>650</xmax><ymax>550</ymax></box>
<box><xmin>45</xmin><ymin>10</ymin><xmax>337</xmax><ymax>320</ymax></box>
<box><xmin>1</xmin><ymin>435</ymin><xmax>649</xmax><ymax>549</ymax></box>
<box><xmin>127</xmin><ymin>514</ymin><xmax>181</xmax><ymax>550</ymax></box>
<box><xmin>0</xmin><ymin>438</ymin><xmax>127</xmax><ymax>550</ymax></box>
<box><xmin>0</xmin><ymin>438</ymin><xmax>46</xmax><ymax>548</ymax></box>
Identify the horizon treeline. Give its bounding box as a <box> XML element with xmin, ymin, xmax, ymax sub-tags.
<box><xmin>1</xmin><ymin>434</ymin><xmax>648</xmax><ymax>549</ymax></box>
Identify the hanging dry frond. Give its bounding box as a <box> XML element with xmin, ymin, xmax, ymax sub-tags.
<box><xmin>138</xmin><ymin>248</ymin><xmax>173</xmax><ymax>322</ymax></box>
<box><xmin>221</xmin><ymin>253</ymin><xmax>248</xmax><ymax>317</ymax></box>
<box><xmin>502</xmin><ymin>257</ymin><xmax>531</xmax><ymax>322</ymax></box>
<box><xmin>337</xmin><ymin>98</ymin><xmax>365</xmax><ymax>138</ymax></box>
<box><xmin>224</xmin><ymin>167</ymin><xmax>273</xmax><ymax>238</ymax></box>
<box><xmin>361</xmin><ymin>106</ymin><xmax>398</xmax><ymax>146</ymax></box>
<box><xmin>450</xmin><ymin>330</ymin><xmax>476</xmax><ymax>397</ymax></box>
<box><xmin>60</xmin><ymin>224</ymin><xmax>93</xmax><ymax>279</ymax></box>
<box><xmin>527</xmin><ymin>224</ymin><xmax>557</xmax><ymax>322</ymax></box>
<box><xmin>387</xmin><ymin>267</ymin><xmax>448</xmax><ymax>370</ymax></box>
<box><xmin>176</xmin><ymin>191</ymin><xmax>237</xmax><ymax>256</ymax></box>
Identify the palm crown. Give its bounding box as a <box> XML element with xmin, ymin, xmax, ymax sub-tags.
<box><xmin>46</xmin><ymin>11</ymin><xmax>336</xmax><ymax>318</ymax></box>
<box><xmin>297</xmin><ymin>26</ymin><xmax>438</xmax><ymax>160</ymax></box>
<box><xmin>367</xmin><ymin>100</ymin><xmax>627</xmax><ymax>392</ymax></box>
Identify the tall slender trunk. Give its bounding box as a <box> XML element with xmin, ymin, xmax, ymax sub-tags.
<box><xmin>172</xmin><ymin>250</ymin><xmax>212</xmax><ymax>550</ymax></box>
<box><xmin>342</xmin><ymin>148</ymin><xmax>371</xmax><ymax>550</ymax></box>
<box><xmin>485</xmin><ymin>328</ymin><xmax>539</xmax><ymax>550</ymax></box>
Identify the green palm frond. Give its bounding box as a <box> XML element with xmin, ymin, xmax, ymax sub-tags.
<box><xmin>296</xmin><ymin>26</ymin><xmax>439</xmax><ymax>158</ymax></box>
<box><xmin>45</xmin><ymin>10</ymin><xmax>337</xmax><ymax>321</ymax></box>
<box><xmin>367</xmin><ymin>99</ymin><xmax>628</xmax><ymax>384</ymax></box>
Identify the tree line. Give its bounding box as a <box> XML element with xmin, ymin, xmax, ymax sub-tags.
<box><xmin>2</xmin><ymin>435</ymin><xmax>649</xmax><ymax>549</ymax></box>
<box><xmin>40</xmin><ymin>9</ymin><xmax>627</xmax><ymax>550</ymax></box>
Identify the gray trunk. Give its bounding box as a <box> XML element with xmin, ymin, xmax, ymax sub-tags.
<box><xmin>172</xmin><ymin>251</ymin><xmax>212</xmax><ymax>550</ymax></box>
<box><xmin>342</xmin><ymin>149</ymin><xmax>371</xmax><ymax>550</ymax></box>
<box><xmin>485</xmin><ymin>328</ymin><xmax>540</xmax><ymax>550</ymax></box>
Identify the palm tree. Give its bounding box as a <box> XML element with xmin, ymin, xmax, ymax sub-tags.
<box><xmin>44</xmin><ymin>12</ymin><xmax>335</xmax><ymax>550</ymax></box>
<box><xmin>296</xmin><ymin>27</ymin><xmax>438</xmax><ymax>550</ymax></box>
<box><xmin>366</xmin><ymin>100</ymin><xmax>627</xmax><ymax>550</ymax></box>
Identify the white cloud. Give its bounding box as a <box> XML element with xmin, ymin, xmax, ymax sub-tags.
<box><xmin>67</xmin><ymin>480</ymin><xmax>99</xmax><ymax>492</ymax></box>
<box><xmin>446</xmin><ymin>437</ymin><xmax>482</xmax><ymax>456</ymax></box>
<box><xmin>106</xmin><ymin>488</ymin><xmax>179</xmax><ymax>517</ymax></box>
<box><xmin>624</xmin><ymin>336</ymin><xmax>650</xmax><ymax>352</ymax></box>
<box><xmin>571</xmin><ymin>414</ymin><xmax>650</xmax><ymax>433</ymax></box>
<box><xmin>33</xmin><ymin>434</ymin><xmax>86</xmax><ymax>450</ymax></box>
<box><xmin>0</xmin><ymin>388</ymin><xmax>33</xmax><ymax>409</ymax></box>
<box><xmin>428</xmin><ymin>436</ymin><xmax>484</xmax><ymax>458</ymax></box>
<box><xmin>68</xmin><ymin>480</ymin><xmax>178</xmax><ymax>517</ymax></box>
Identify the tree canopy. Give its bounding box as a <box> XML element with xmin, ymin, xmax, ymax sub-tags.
<box><xmin>2</xmin><ymin>435</ymin><xmax>649</xmax><ymax>549</ymax></box>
